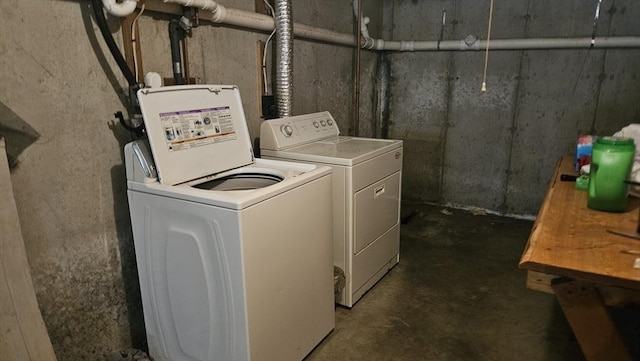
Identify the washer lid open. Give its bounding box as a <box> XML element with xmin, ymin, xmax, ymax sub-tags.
<box><xmin>137</xmin><ymin>85</ymin><xmax>254</xmax><ymax>185</ymax></box>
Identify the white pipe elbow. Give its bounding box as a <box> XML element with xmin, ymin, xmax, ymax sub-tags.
<box><xmin>360</xmin><ymin>36</ymin><xmax>375</xmax><ymax>49</ymax></box>
<box><xmin>101</xmin><ymin>0</ymin><xmax>137</xmax><ymax>17</ymax></box>
<box><xmin>164</xmin><ymin>0</ymin><xmax>225</xmax><ymax>22</ymax></box>
<box><xmin>210</xmin><ymin>4</ymin><xmax>226</xmax><ymax>23</ymax></box>
<box><xmin>360</xmin><ymin>16</ymin><xmax>370</xmax><ymax>39</ymax></box>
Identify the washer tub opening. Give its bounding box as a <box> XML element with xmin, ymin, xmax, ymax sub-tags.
<box><xmin>192</xmin><ymin>173</ymin><xmax>284</xmax><ymax>191</ymax></box>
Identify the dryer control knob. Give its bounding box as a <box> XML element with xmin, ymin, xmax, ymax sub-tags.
<box><xmin>327</xmin><ymin>119</ymin><xmax>333</xmax><ymax>126</ymax></box>
<box><xmin>313</xmin><ymin>121</ymin><xmax>320</xmax><ymax>128</ymax></box>
<box><xmin>280</xmin><ymin>124</ymin><xmax>294</xmax><ymax>137</ymax></box>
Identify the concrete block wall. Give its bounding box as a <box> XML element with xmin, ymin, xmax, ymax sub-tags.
<box><xmin>0</xmin><ymin>0</ymin><xmax>371</xmax><ymax>359</ymax></box>
<box><xmin>1</xmin><ymin>0</ymin><xmax>639</xmax><ymax>359</ymax></box>
<box><xmin>389</xmin><ymin>0</ymin><xmax>640</xmax><ymax>215</ymax></box>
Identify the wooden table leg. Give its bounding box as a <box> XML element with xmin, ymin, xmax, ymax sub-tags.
<box><xmin>551</xmin><ymin>279</ymin><xmax>632</xmax><ymax>361</ymax></box>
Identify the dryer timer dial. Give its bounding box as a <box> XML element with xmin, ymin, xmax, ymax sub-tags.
<box><xmin>280</xmin><ymin>124</ymin><xmax>294</xmax><ymax>137</ymax></box>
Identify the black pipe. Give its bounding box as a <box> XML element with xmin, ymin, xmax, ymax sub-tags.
<box><xmin>169</xmin><ymin>20</ymin><xmax>185</xmax><ymax>85</ymax></box>
<box><xmin>91</xmin><ymin>0</ymin><xmax>137</xmax><ymax>86</ymax></box>
<box><xmin>114</xmin><ymin>111</ymin><xmax>144</xmax><ymax>137</ymax></box>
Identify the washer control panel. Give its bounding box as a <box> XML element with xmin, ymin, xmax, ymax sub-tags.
<box><xmin>260</xmin><ymin>111</ymin><xmax>340</xmax><ymax>150</ymax></box>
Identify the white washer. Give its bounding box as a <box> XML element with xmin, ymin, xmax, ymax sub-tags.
<box><xmin>260</xmin><ymin>111</ymin><xmax>403</xmax><ymax>307</ymax></box>
<box><xmin>125</xmin><ymin>85</ymin><xmax>334</xmax><ymax>361</ymax></box>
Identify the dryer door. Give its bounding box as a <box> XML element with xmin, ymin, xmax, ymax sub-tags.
<box><xmin>353</xmin><ymin>172</ymin><xmax>401</xmax><ymax>254</ymax></box>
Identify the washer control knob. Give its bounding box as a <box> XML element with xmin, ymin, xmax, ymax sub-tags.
<box><xmin>313</xmin><ymin>121</ymin><xmax>320</xmax><ymax>128</ymax></box>
<box><xmin>327</xmin><ymin>119</ymin><xmax>333</xmax><ymax>126</ymax></box>
<box><xmin>280</xmin><ymin>124</ymin><xmax>294</xmax><ymax>137</ymax></box>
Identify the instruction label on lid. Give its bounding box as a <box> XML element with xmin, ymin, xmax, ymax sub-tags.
<box><xmin>159</xmin><ymin>106</ymin><xmax>237</xmax><ymax>151</ymax></box>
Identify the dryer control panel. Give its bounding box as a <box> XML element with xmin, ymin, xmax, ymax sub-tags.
<box><xmin>260</xmin><ymin>111</ymin><xmax>340</xmax><ymax>150</ymax></box>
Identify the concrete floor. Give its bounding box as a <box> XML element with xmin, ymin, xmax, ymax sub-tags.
<box><xmin>305</xmin><ymin>202</ymin><xmax>586</xmax><ymax>361</ymax></box>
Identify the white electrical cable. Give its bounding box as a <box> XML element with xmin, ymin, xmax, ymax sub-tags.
<box><xmin>481</xmin><ymin>0</ymin><xmax>494</xmax><ymax>92</ymax></box>
<box><xmin>262</xmin><ymin>0</ymin><xmax>276</xmax><ymax>94</ymax></box>
<box><xmin>131</xmin><ymin>3</ymin><xmax>146</xmax><ymax>82</ymax></box>
<box><xmin>262</xmin><ymin>30</ymin><xmax>276</xmax><ymax>93</ymax></box>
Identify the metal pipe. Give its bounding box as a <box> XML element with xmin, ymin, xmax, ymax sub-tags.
<box><xmin>183</xmin><ymin>36</ymin><xmax>190</xmax><ymax>84</ymax></box>
<box><xmin>274</xmin><ymin>0</ymin><xmax>293</xmax><ymax>117</ymax></box>
<box><xmin>353</xmin><ymin>0</ymin><xmax>362</xmax><ymax>136</ymax></box>
<box><xmin>169</xmin><ymin>19</ymin><xmax>185</xmax><ymax>84</ymax></box>
<box><xmin>160</xmin><ymin>1</ymin><xmax>640</xmax><ymax>51</ymax></box>
<box><xmin>377</xmin><ymin>53</ymin><xmax>390</xmax><ymax>139</ymax></box>
<box><xmin>368</xmin><ymin>36</ymin><xmax>640</xmax><ymax>51</ymax></box>
<box><xmin>162</xmin><ymin>0</ymin><xmax>352</xmax><ymax>44</ymax></box>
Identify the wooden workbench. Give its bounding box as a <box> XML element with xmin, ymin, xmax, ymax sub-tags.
<box><xmin>519</xmin><ymin>156</ymin><xmax>640</xmax><ymax>361</ymax></box>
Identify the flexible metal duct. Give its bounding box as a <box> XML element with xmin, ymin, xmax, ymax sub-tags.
<box><xmin>274</xmin><ymin>0</ymin><xmax>293</xmax><ymax>117</ymax></box>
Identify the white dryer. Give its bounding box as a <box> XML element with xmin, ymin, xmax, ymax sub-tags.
<box><xmin>125</xmin><ymin>85</ymin><xmax>334</xmax><ymax>361</ymax></box>
<box><xmin>260</xmin><ymin>111</ymin><xmax>403</xmax><ymax>307</ymax></box>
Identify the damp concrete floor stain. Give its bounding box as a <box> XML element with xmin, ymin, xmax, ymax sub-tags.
<box><xmin>305</xmin><ymin>202</ymin><xmax>588</xmax><ymax>361</ymax></box>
